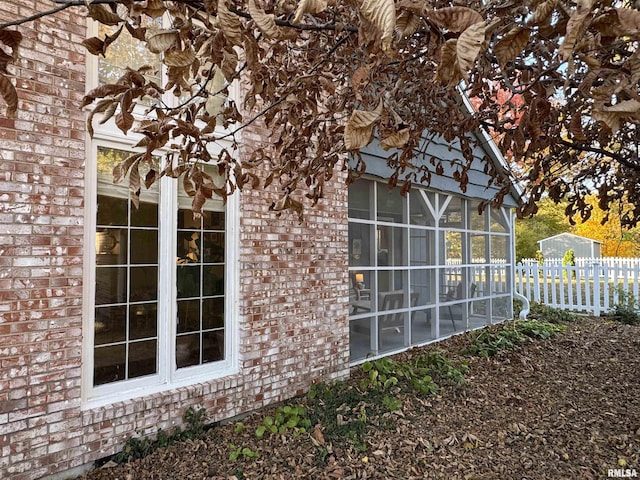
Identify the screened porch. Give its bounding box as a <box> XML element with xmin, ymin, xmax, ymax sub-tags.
<box><xmin>348</xmin><ymin>179</ymin><xmax>514</xmax><ymax>362</ymax></box>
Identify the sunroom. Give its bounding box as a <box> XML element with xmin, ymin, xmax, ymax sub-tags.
<box><xmin>348</xmin><ymin>136</ymin><xmax>520</xmax><ymax>362</ymax></box>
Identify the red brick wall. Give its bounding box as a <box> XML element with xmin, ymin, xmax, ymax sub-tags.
<box><xmin>238</xmin><ymin>125</ymin><xmax>351</xmax><ymax>406</ymax></box>
<box><xmin>0</xmin><ymin>3</ymin><xmax>350</xmax><ymax>479</ymax></box>
<box><xmin>1</xmin><ymin>2</ymin><xmax>88</xmax><ymax>479</ymax></box>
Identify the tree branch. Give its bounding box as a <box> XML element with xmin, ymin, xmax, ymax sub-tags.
<box><xmin>217</xmin><ymin>31</ymin><xmax>354</xmax><ymax>142</ymax></box>
<box><xmin>227</xmin><ymin>6</ymin><xmax>359</xmax><ymax>33</ymax></box>
<box><xmin>0</xmin><ymin>2</ymin><xmax>77</xmax><ymax>28</ymax></box>
<box><xmin>557</xmin><ymin>139</ymin><xmax>640</xmax><ymax>171</ymax></box>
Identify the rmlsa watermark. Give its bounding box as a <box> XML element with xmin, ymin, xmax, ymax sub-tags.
<box><xmin>608</xmin><ymin>468</ymin><xmax>638</xmax><ymax>478</ymax></box>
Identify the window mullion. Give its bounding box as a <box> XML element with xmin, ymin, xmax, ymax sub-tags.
<box><xmin>159</xmin><ymin>174</ymin><xmax>177</xmax><ymax>382</ymax></box>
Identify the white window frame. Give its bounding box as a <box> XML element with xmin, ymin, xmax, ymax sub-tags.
<box><xmin>81</xmin><ymin>17</ymin><xmax>240</xmax><ymax>409</ymax></box>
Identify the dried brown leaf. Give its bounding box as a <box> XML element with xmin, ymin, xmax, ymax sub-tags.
<box><xmin>601</xmin><ymin>99</ymin><xmax>640</xmax><ymax>115</ymax></box>
<box><xmin>0</xmin><ymin>73</ymin><xmax>17</xmax><ymax>118</ymax></box>
<box><xmin>183</xmin><ymin>173</ymin><xmax>197</xmax><ymax>197</ymax></box>
<box><xmin>269</xmin><ymin>194</ymin><xmax>304</xmax><ymax>221</ymax></box>
<box><xmin>428</xmin><ymin>7</ymin><xmax>483</xmax><ymax>33</ymax></box>
<box><xmin>129</xmin><ymin>160</ymin><xmax>142</xmax><ymax>208</ymax></box>
<box><xmin>98</xmin><ymin>101</ymin><xmax>119</xmax><ymax>126</ymax></box>
<box><xmin>87</xmin><ymin>4</ymin><xmax>122</xmax><ymax>26</ymax></box>
<box><xmin>104</xmin><ymin>25</ymin><xmax>124</xmax><ymax>50</ymax></box>
<box><xmin>395</xmin><ymin>11</ymin><xmax>422</xmax><ymax>38</ymax></box>
<box><xmin>380</xmin><ymin>128</ymin><xmax>410</xmax><ymax>150</ymax></box>
<box><xmin>318</xmin><ymin>76</ymin><xmax>335</xmax><ymax>95</ymax></box>
<box><xmin>559</xmin><ymin>2</ymin><xmax>594</xmax><ymax>61</ymax></box>
<box><xmin>311</xmin><ymin>425</ymin><xmax>325</xmax><ymax>446</ymax></box>
<box><xmin>115</xmin><ymin>109</ymin><xmax>133</xmax><ymax>135</ymax></box>
<box><xmin>0</xmin><ymin>52</ymin><xmax>12</xmax><ymax>75</ymax></box>
<box><xmin>616</xmin><ymin>8</ymin><xmax>640</xmax><ymax>36</ymax></box>
<box><xmin>144</xmin><ymin>169</ymin><xmax>157</xmax><ymax>189</ymax></box>
<box><xmin>568</xmin><ymin>113</ymin><xmax>587</xmax><ymax>142</ymax></box>
<box><xmin>593</xmin><ymin>8</ymin><xmax>640</xmax><ymax>38</ymax></box>
<box><xmin>192</xmin><ymin>190</ymin><xmax>206</xmax><ymax>215</ymax></box>
<box><xmin>138</xmin><ymin>0</ymin><xmax>166</xmax><ymax>18</ymax></box>
<box><xmin>0</xmin><ymin>30</ymin><xmax>22</xmax><ymax>74</ymax></box>
<box><xmin>124</xmin><ymin>22</ymin><xmax>146</xmax><ymax>42</ymax></box>
<box><xmin>218</xmin><ymin>0</ymin><xmax>243</xmax><ymax>46</ymax></box>
<box><xmin>163</xmin><ymin>47</ymin><xmax>197</xmax><ymax>68</ymax></box>
<box><xmin>344</xmin><ymin>101</ymin><xmax>383</xmax><ymax>150</ymax></box>
<box><xmin>83</xmin><ymin>26</ymin><xmax>123</xmax><ymax>57</ymax></box>
<box><xmin>113</xmin><ymin>153</ymin><xmax>142</xmax><ymax>184</ymax></box>
<box><xmin>221</xmin><ymin>48</ymin><xmax>238</xmax><ymax>82</ymax></box>
<box><xmin>457</xmin><ymin>22</ymin><xmax>486</xmax><ymax>80</ymax></box>
<box><xmin>592</xmin><ymin>108</ymin><xmax>623</xmax><ymax>132</ymax></box>
<box><xmin>293</xmin><ymin>0</ymin><xmax>328</xmax><ymax>24</ymax></box>
<box><xmin>83</xmin><ymin>84</ymin><xmax>129</xmax><ymax>107</ymax></box>
<box><xmin>351</xmin><ymin>65</ymin><xmax>370</xmax><ymax>102</ymax></box>
<box><xmin>86</xmin><ymin>98</ymin><xmax>114</xmax><ymax>136</ymax></box>
<box><xmin>527</xmin><ymin>0</ymin><xmax>557</xmax><ymax>26</ymax></box>
<box><xmin>145</xmin><ymin>27</ymin><xmax>179</xmax><ymax>54</ymax></box>
<box><xmin>0</xmin><ymin>30</ymin><xmax>23</xmax><ymax>51</ymax></box>
<box><xmin>579</xmin><ymin>52</ymin><xmax>601</xmax><ymax>70</ymax></box>
<box><xmin>435</xmin><ymin>39</ymin><xmax>462</xmax><ymax>85</ymax></box>
<box><xmin>243</xmin><ymin>33</ymin><xmax>260</xmax><ymax>72</ymax></box>
<box><xmin>359</xmin><ymin>0</ymin><xmax>396</xmax><ymax>54</ymax></box>
<box><xmin>494</xmin><ymin>27</ymin><xmax>530</xmax><ymax>68</ymax></box>
<box><xmin>396</xmin><ymin>0</ymin><xmax>422</xmax><ymax>16</ymax></box>
<box><xmin>626</xmin><ymin>50</ymin><xmax>640</xmax><ymax>86</ymax></box>
<box><xmin>443</xmin><ymin>434</ymin><xmax>459</xmax><ymax>446</ymax></box>
<box><xmin>248</xmin><ymin>0</ymin><xmax>284</xmax><ymax>39</ymax></box>
<box><xmin>82</xmin><ymin>37</ymin><xmax>107</xmax><ymax>56</ymax></box>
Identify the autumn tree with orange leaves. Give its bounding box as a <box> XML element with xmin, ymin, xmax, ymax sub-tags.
<box><xmin>573</xmin><ymin>195</ymin><xmax>640</xmax><ymax>256</ymax></box>
<box><xmin>1</xmin><ymin>0</ymin><xmax>639</xmax><ymax>224</ymax></box>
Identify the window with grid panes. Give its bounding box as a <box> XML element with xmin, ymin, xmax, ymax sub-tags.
<box><xmin>85</xmin><ymin>12</ymin><xmax>236</xmax><ymax>403</ymax></box>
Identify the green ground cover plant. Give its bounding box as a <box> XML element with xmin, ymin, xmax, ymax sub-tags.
<box><xmin>462</xmin><ymin>318</ymin><xmax>566</xmax><ymax>357</ymax></box>
<box><xmin>528</xmin><ymin>302</ymin><xmax>578</xmax><ymax>323</ymax></box>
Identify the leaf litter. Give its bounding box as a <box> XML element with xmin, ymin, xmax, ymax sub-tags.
<box><xmin>79</xmin><ymin>317</ymin><xmax>639</xmax><ymax>479</ymax></box>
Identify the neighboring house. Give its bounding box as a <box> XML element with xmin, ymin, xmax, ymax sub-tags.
<box><xmin>538</xmin><ymin>233</ymin><xmax>602</xmax><ymax>259</ymax></box>
<box><xmin>0</xmin><ymin>6</ymin><xmax>520</xmax><ymax>480</ymax></box>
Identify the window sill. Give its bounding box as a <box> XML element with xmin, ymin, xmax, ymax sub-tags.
<box><xmin>82</xmin><ymin>362</ymin><xmax>239</xmax><ymax>411</ymax></box>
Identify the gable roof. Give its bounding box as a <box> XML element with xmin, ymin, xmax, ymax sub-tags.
<box><xmin>354</xmin><ymin>91</ymin><xmax>523</xmax><ymax>208</ymax></box>
<box><xmin>538</xmin><ymin>232</ymin><xmax>602</xmax><ymax>245</ymax></box>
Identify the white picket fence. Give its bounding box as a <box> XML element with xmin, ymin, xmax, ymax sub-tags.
<box><xmin>515</xmin><ymin>260</ymin><xmax>640</xmax><ymax>315</ymax></box>
<box><xmin>521</xmin><ymin>257</ymin><xmax>640</xmax><ymax>269</ymax></box>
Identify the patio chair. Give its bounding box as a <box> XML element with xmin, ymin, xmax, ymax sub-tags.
<box><xmin>445</xmin><ymin>282</ymin><xmax>476</xmax><ymax>331</ymax></box>
<box><xmin>378</xmin><ymin>291</ymin><xmax>420</xmax><ymax>336</ymax></box>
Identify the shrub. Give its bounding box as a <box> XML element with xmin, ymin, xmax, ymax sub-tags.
<box><xmin>528</xmin><ymin>302</ymin><xmax>578</xmax><ymax>323</ymax></box>
<box><xmin>608</xmin><ymin>288</ymin><xmax>640</xmax><ymax>325</ymax></box>
<box><xmin>562</xmin><ymin>249</ymin><xmax>576</xmax><ymax>266</ymax></box>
